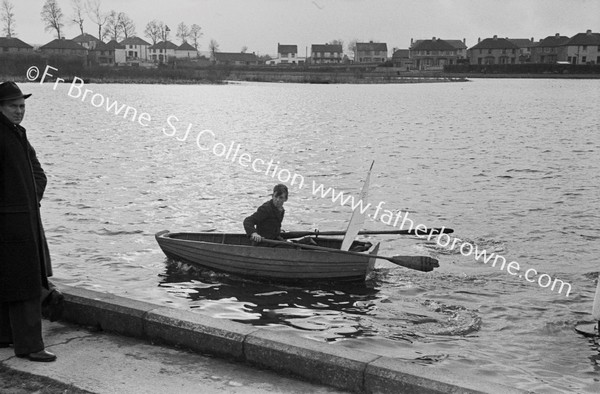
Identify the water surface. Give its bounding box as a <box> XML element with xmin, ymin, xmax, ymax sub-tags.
<box><xmin>22</xmin><ymin>78</ymin><xmax>600</xmax><ymax>392</ymax></box>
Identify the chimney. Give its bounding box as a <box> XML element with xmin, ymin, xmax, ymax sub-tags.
<box><xmin>478</xmin><ymin>37</ymin><xmax>481</xmax><ymax>43</ymax></box>
<box><xmin>493</xmin><ymin>35</ymin><xmax>498</xmax><ymax>40</ymax></box>
<box><xmin>586</xmin><ymin>29</ymin><xmax>592</xmax><ymax>35</ymax></box>
<box><xmin>463</xmin><ymin>38</ymin><xmax>466</xmax><ymax>44</ymax></box>
<box><xmin>410</xmin><ymin>38</ymin><xmax>414</xmax><ymax>45</ymax></box>
<box><xmin>432</xmin><ymin>36</ymin><xmax>436</xmax><ymax>40</ymax></box>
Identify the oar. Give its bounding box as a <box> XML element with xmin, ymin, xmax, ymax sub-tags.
<box><xmin>260</xmin><ymin>239</ymin><xmax>439</xmax><ymax>272</ymax></box>
<box><xmin>280</xmin><ymin>227</ymin><xmax>453</xmax><ymax>240</ymax></box>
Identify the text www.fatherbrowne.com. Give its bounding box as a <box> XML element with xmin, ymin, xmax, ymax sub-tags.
<box><xmin>312</xmin><ymin>185</ymin><xmax>572</xmax><ymax>297</ymax></box>
<box><xmin>28</xmin><ymin>65</ymin><xmax>573</xmax><ymax>297</ymax></box>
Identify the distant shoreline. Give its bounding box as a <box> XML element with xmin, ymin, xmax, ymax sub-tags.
<box><xmin>3</xmin><ymin>70</ymin><xmax>599</xmax><ymax>85</ymax></box>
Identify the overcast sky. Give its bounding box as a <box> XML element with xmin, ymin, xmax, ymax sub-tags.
<box><xmin>10</xmin><ymin>0</ymin><xmax>600</xmax><ymax>55</ymax></box>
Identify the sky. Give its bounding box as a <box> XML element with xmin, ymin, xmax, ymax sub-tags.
<box><xmin>7</xmin><ymin>0</ymin><xmax>600</xmax><ymax>56</ymax></box>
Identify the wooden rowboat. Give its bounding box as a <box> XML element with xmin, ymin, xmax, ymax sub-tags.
<box><xmin>155</xmin><ymin>230</ymin><xmax>380</xmax><ymax>282</ymax></box>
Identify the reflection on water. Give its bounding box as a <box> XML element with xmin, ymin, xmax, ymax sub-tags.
<box><xmin>159</xmin><ymin>259</ymin><xmax>482</xmax><ymax>344</ymax></box>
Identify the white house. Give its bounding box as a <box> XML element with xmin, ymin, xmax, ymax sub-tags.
<box><xmin>120</xmin><ymin>36</ymin><xmax>150</xmax><ymax>61</ymax></box>
<box><xmin>267</xmin><ymin>43</ymin><xmax>306</xmax><ymax>65</ymax></box>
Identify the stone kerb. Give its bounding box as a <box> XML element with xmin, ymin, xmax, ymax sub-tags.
<box><xmin>58</xmin><ymin>285</ymin><xmax>522</xmax><ymax>393</ymax></box>
<box><xmin>143</xmin><ymin>306</ymin><xmax>258</xmax><ymax>360</ymax></box>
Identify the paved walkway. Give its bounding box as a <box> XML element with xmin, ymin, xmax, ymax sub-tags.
<box><xmin>0</xmin><ymin>320</ymin><xmax>345</xmax><ymax>394</ymax></box>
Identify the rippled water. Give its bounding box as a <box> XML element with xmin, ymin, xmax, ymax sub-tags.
<box><xmin>21</xmin><ymin>78</ymin><xmax>600</xmax><ymax>392</ymax></box>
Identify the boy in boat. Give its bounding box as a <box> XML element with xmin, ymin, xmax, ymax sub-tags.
<box><xmin>243</xmin><ymin>184</ymin><xmax>288</xmax><ymax>243</ymax></box>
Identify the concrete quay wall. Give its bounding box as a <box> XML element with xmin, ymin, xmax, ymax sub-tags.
<box><xmin>60</xmin><ymin>285</ymin><xmax>522</xmax><ymax>394</ymax></box>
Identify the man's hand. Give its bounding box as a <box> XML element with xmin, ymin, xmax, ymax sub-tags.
<box><xmin>250</xmin><ymin>232</ymin><xmax>262</xmax><ymax>243</ymax></box>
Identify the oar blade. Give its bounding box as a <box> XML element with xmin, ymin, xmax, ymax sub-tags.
<box><xmin>390</xmin><ymin>255</ymin><xmax>439</xmax><ymax>272</ymax></box>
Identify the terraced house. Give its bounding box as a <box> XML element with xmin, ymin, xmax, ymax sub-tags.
<box><xmin>563</xmin><ymin>29</ymin><xmax>600</xmax><ymax>64</ymax></box>
<box><xmin>310</xmin><ymin>44</ymin><xmax>343</xmax><ymax>64</ymax></box>
<box><xmin>355</xmin><ymin>41</ymin><xmax>388</xmax><ymax>63</ymax></box>
<box><xmin>469</xmin><ymin>36</ymin><xmax>522</xmax><ymax>65</ymax></box>
<box><xmin>531</xmin><ymin>33</ymin><xmax>570</xmax><ymax>63</ymax></box>
<box><xmin>409</xmin><ymin>37</ymin><xmax>463</xmax><ymax>70</ymax></box>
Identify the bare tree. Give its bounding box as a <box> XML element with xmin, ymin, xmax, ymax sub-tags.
<box><xmin>160</xmin><ymin>23</ymin><xmax>170</xmax><ymax>42</ymax></box>
<box><xmin>189</xmin><ymin>23</ymin><xmax>202</xmax><ymax>50</ymax></box>
<box><xmin>41</xmin><ymin>0</ymin><xmax>64</xmax><ymax>39</ymax></box>
<box><xmin>1</xmin><ymin>0</ymin><xmax>16</xmax><ymax>38</ymax></box>
<box><xmin>118</xmin><ymin>13</ymin><xmax>135</xmax><ymax>39</ymax></box>
<box><xmin>144</xmin><ymin>19</ymin><xmax>161</xmax><ymax>44</ymax></box>
<box><xmin>176</xmin><ymin>22</ymin><xmax>189</xmax><ymax>43</ymax></box>
<box><xmin>209</xmin><ymin>38</ymin><xmax>219</xmax><ymax>57</ymax></box>
<box><xmin>71</xmin><ymin>0</ymin><xmax>84</xmax><ymax>35</ymax></box>
<box><xmin>103</xmin><ymin>10</ymin><xmax>122</xmax><ymax>41</ymax></box>
<box><xmin>86</xmin><ymin>0</ymin><xmax>108</xmax><ymax>40</ymax></box>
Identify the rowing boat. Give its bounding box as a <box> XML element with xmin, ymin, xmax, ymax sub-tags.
<box><xmin>155</xmin><ymin>230</ymin><xmax>380</xmax><ymax>282</ymax></box>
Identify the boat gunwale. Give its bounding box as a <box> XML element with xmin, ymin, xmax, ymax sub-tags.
<box><xmin>155</xmin><ymin>230</ymin><xmax>379</xmax><ymax>282</ymax></box>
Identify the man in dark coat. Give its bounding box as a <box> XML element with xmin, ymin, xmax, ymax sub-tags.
<box><xmin>243</xmin><ymin>184</ymin><xmax>288</xmax><ymax>243</ymax></box>
<box><xmin>0</xmin><ymin>81</ymin><xmax>57</xmax><ymax>362</ymax></box>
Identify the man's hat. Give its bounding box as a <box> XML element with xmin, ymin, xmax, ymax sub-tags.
<box><xmin>0</xmin><ymin>81</ymin><xmax>32</xmax><ymax>102</ymax></box>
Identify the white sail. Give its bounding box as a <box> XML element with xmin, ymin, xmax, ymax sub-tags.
<box><xmin>592</xmin><ymin>273</ymin><xmax>600</xmax><ymax>320</ymax></box>
<box><xmin>341</xmin><ymin>161</ymin><xmax>374</xmax><ymax>251</ymax></box>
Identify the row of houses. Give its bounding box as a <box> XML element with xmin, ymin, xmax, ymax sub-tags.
<box><xmin>1</xmin><ymin>30</ymin><xmax>599</xmax><ymax>69</ymax></box>
<box><xmin>401</xmin><ymin>30</ymin><xmax>600</xmax><ymax>69</ymax></box>
<box><xmin>0</xmin><ymin>33</ymin><xmax>197</xmax><ymax>67</ymax></box>
<box><xmin>265</xmin><ymin>30</ymin><xmax>599</xmax><ymax>69</ymax></box>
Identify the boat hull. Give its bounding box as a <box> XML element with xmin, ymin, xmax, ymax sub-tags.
<box><xmin>155</xmin><ymin>230</ymin><xmax>379</xmax><ymax>282</ymax></box>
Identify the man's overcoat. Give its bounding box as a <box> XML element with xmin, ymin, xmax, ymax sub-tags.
<box><xmin>0</xmin><ymin>113</ymin><xmax>50</xmax><ymax>302</ymax></box>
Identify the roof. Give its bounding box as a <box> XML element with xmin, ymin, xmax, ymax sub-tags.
<box><xmin>356</xmin><ymin>42</ymin><xmax>388</xmax><ymax>52</ymax></box>
<box><xmin>537</xmin><ymin>34</ymin><xmax>570</xmax><ymax>47</ymax></box>
<box><xmin>392</xmin><ymin>49</ymin><xmax>410</xmax><ymax>59</ymax></box>
<box><xmin>470</xmin><ymin>36</ymin><xmax>519</xmax><ymax>50</ymax></box>
<box><xmin>149</xmin><ymin>41</ymin><xmax>179</xmax><ymax>50</ymax></box>
<box><xmin>411</xmin><ymin>39</ymin><xmax>456</xmax><ymax>51</ymax></box>
<box><xmin>40</xmin><ymin>38</ymin><xmax>86</xmax><ymax>50</ymax></box>
<box><xmin>177</xmin><ymin>41</ymin><xmax>196</xmax><ymax>51</ymax></box>
<box><xmin>564</xmin><ymin>30</ymin><xmax>600</xmax><ymax>46</ymax></box>
<box><xmin>89</xmin><ymin>40</ymin><xmax>111</xmax><ymax>51</ymax></box>
<box><xmin>72</xmin><ymin>33</ymin><xmax>102</xmax><ymax>44</ymax></box>
<box><xmin>0</xmin><ymin>37</ymin><xmax>33</xmax><ymax>49</ymax></box>
<box><xmin>214</xmin><ymin>52</ymin><xmax>261</xmax><ymax>62</ymax></box>
<box><xmin>508</xmin><ymin>38</ymin><xmax>536</xmax><ymax>48</ymax></box>
<box><xmin>445</xmin><ymin>40</ymin><xmax>467</xmax><ymax>49</ymax></box>
<box><xmin>311</xmin><ymin>44</ymin><xmax>343</xmax><ymax>53</ymax></box>
<box><xmin>278</xmin><ymin>44</ymin><xmax>297</xmax><ymax>54</ymax></box>
<box><xmin>105</xmin><ymin>39</ymin><xmax>125</xmax><ymax>49</ymax></box>
<box><xmin>120</xmin><ymin>36</ymin><xmax>150</xmax><ymax>46</ymax></box>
